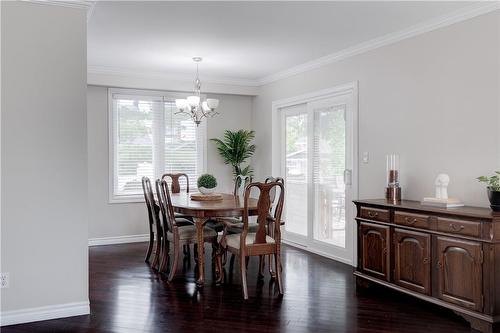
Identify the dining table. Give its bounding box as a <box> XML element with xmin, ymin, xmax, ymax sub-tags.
<box><xmin>169</xmin><ymin>192</ymin><xmax>260</xmax><ymax>287</ymax></box>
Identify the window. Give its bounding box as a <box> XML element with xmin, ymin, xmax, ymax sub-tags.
<box><xmin>109</xmin><ymin>88</ymin><xmax>206</xmax><ymax>202</ymax></box>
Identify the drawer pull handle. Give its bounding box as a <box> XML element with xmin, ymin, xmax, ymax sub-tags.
<box><xmin>423</xmin><ymin>257</ymin><xmax>429</xmax><ymax>264</ymax></box>
<box><xmin>405</xmin><ymin>217</ymin><xmax>418</xmax><ymax>225</ymax></box>
<box><xmin>367</xmin><ymin>211</ymin><xmax>379</xmax><ymax>218</ymax></box>
<box><xmin>449</xmin><ymin>223</ymin><xmax>465</xmax><ymax>232</ymax></box>
<box><xmin>437</xmin><ymin>261</ymin><xmax>442</xmax><ymax>269</ymax></box>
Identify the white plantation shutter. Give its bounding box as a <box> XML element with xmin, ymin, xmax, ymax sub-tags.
<box><xmin>110</xmin><ymin>89</ymin><xmax>206</xmax><ymax>202</ymax></box>
<box><xmin>164</xmin><ymin>101</ymin><xmax>201</xmax><ymax>190</ymax></box>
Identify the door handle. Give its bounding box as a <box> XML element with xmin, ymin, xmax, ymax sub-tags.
<box><xmin>344</xmin><ymin>169</ymin><xmax>352</xmax><ymax>185</ymax></box>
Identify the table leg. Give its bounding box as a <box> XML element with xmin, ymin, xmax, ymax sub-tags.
<box><xmin>193</xmin><ymin>217</ymin><xmax>207</xmax><ymax>287</ymax></box>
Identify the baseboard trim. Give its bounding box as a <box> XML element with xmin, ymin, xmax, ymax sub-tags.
<box><xmin>0</xmin><ymin>301</ymin><xmax>90</xmax><ymax>327</ymax></box>
<box><xmin>88</xmin><ymin>234</ymin><xmax>149</xmax><ymax>246</ymax></box>
<box><xmin>282</xmin><ymin>239</ymin><xmax>354</xmax><ymax>266</ymax></box>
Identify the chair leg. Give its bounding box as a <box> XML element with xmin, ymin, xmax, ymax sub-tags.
<box><xmin>240</xmin><ymin>255</ymin><xmax>249</xmax><ymax>300</ymax></box>
<box><xmin>214</xmin><ymin>241</ymin><xmax>223</xmax><ymax>285</ymax></box>
<box><xmin>152</xmin><ymin>234</ymin><xmax>162</xmax><ymax>270</ymax></box>
<box><xmin>222</xmin><ymin>249</ymin><xmax>227</xmax><ymax>266</ymax></box>
<box><xmin>229</xmin><ymin>253</ymin><xmax>236</xmax><ymax>275</ymax></box>
<box><xmin>145</xmin><ymin>232</ymin><xmax>154</xmax><ymax>263</ymax></box>
<box><xmin>258</xmin><ymin>256</ymin><xmax>265</xmax><ymax>279</ymax></box>
<box><xmin>274</xmin><ymin>252</ymin><xmax>284</xmax><ymax>295</ymax></box>
<box><xmin>268</xmin><ymin>254</ymin><xmax>276</xmax><ymax>278</ymax></box>
<box><xmin>159</xmin><ymin>239</ymin><xmax>169</xmax><ymax>273</ymax></box>
<box><xmin>168</xmin><ymin>242</ymin><xmax>181</xmax><ymax>282</ymax></box>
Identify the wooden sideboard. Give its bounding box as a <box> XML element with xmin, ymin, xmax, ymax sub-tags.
<box><xmin>353</xmin><ymin>199</ymin><xmax>500</xmax><ymax>333</ymax></box>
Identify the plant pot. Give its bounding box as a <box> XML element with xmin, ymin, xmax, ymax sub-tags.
<box><xmin>487</xmin><ymin>187</ymin><xmax>500</xmax><ymax>211</ymax></box>
<box><xmin>199</xmin><ymin>187</ymin><xmax>216</xmax><ymax>195</ymax></box>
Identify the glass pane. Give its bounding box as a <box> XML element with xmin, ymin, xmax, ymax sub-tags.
<box><xmin>284</xmin><ymin>113</ymin><xmax>308</xmax><ymax>236</ymax></box>
<box><xmin>313</xmin><ymin>105</ymin><xmax>346</xmax><ymax>247</ymax></box>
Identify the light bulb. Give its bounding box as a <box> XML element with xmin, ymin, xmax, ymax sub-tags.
<box><xmin>187</xmin><ymin>96</ymin><xmax>200</xmax><ymax>107</ymax></box>
<box><xmin>175</xmin><ymin>99</ymin><xmax>187</xmax><ymax>109</ymax></box>
<box><xmin>202</xmin><ymin>101</ymin><xmax>210</xmax><ymax>112</ymax></box>
<box><xmin>206</xmin><ymin>98</ymin><xmax>219</xmax><ymax>109</ymax></box>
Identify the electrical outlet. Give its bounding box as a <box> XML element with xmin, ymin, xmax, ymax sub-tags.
<box><xmin>1</xmin><ymin>273</ymin><xmax>9</xmax><ymax>288</ymax></box>
<box><xmin>362</xmin><ymin>152</ymin><xmax>369</xmax><ymax>163</ymax></box>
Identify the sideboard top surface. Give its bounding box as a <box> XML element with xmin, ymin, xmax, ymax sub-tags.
<box><xmin>353</xmin><ymin>199</ymin><xmax>496</xmax><ymax>220</ymax></box>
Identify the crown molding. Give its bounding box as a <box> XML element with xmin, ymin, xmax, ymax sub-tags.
<box><xmin>21</xmin><ymin>0</ymin><xmax>96</xmax><ymax>20</ymax></box>
<box><xmin>258</xmin><ymin>2</ymin><xmax>500</xmax><ymax>85</ymax></box>
<box><xmin>21</xmin><ymin>0</ymin><xmax>95</xmax><ymax>10</ymax></box>
<box><xmin>87</xmin><ymin>2</ymin><xmax>499</xmax><ymax>88</ymax></box>
<box><xmin>87</xmin><ymin>65</ymin><xmax>261</xmax><ymax>87</ymax></box>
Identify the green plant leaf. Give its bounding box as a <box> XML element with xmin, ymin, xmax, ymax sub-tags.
<box><xmin>210</xmin><ymin>129</ymin><xmax>256</xmax><ymax>177</ymax></box>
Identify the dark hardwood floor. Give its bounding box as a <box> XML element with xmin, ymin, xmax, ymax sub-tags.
<box><xmin>3</xmin><ymin>243</ymin><xmax>472</xmax><ymax>333</ymax></box>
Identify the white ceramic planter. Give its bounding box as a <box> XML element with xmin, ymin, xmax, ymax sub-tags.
<box><xmin>199</xmin><ymin>187</ymin><xmax>216</xmax><ymax>194</ymax></box>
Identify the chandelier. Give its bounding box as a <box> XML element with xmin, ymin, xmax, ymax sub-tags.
<box><xmin>175</xmin><ymin>57</ymin><xmax>219</xmax><ymax>126</ymax></box>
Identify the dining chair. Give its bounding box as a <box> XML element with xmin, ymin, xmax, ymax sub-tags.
<box><xmin>141</xmin><ymin>176</ymin><xmax>163</xmax><ymax>268</ymax></box>
<box><xmin>219</xmin><ymin>175</ymin><xmax>254</xmax><ymax>233</ymax></box>
<box><xmin>156</xmin><ymin>179</ymin><xmax>219</xmax><ymax>281</ymax></box>
<box><xmin>221</xmin><ymin>176</ymin><xmax>284</xmax><ymax>275</ymax></box>
<box><xmin>161</xmin><ymin>173</ymin><xmax>195</xmax><ymax>256</ymax></box>
<box><xmin>263</xmin><ymin>176</ymin><xmax>285</xmax><ymax>278</ymax></box>
<box><xmin>161</xmin><ymin>173</ymin><xmax>193</xmax><ymax>220</ymax></box>
<box><xmin>161</xmin><ymin>173</ymin><xmax>190</xmax><ymax>194</ymax></box>
<box><xmin>216</xmin><ymin>181</ymin><xmax>285</xmax><ymax>299</ymax></box>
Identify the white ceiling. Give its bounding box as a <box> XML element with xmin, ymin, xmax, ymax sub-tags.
<box><xmin>87</xmin><ymin>1</ymin><xmax>485</xmax><ymax>84</ymax></box>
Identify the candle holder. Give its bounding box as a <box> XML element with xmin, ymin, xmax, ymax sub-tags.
<box><xmin>385</xmin><ymin>154</ymin><xmax>401</xmax><ymax>202</ymax></box>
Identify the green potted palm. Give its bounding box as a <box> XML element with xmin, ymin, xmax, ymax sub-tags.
<box><xmin>477</xmin><ymin>172</ymin><xmax>500</xmax><ymax>211</ymax></box>
<box><xmin>210</xmin><ymin>129</ymin><xmax>256</xmax><ymax>177</ymax></box>
<box><xmin>197</xmin><ymin>174</ymin><xmax>217</xmax><ymax>194</ymax></box>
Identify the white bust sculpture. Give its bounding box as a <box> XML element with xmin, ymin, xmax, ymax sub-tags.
<box><xmin>435</xmin><ymin>173</ymin><xmax>450</xmax><ymax>200</ymax></box>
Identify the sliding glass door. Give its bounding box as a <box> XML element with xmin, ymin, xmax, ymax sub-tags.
<box><xmin>280</xmin><ymin>92</ymin><xmax>355</xmax><ymax>263</ymax></box>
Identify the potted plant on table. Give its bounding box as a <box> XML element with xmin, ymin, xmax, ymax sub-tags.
<box><xmin>210</xmin><ymin>129</ymin><xmax>256</xmax><ymax>177</ymax></box>
<box><xmin>477</xmin><ymin>171</ymin><xmax>500</xmax><ymax>211</ymax></box>
<box><xmin>197</xmin><ymin>174</ymin><xmax>217</xmax><ymax>194</ymax></box>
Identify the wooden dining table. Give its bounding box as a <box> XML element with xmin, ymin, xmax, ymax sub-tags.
<box><xmin>169</xmin><ymin>192</ymin><xmax>259</xmax><ymax>287</ymax></box>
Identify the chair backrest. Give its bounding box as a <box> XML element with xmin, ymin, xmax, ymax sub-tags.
<box><xmin>161</xmin><ymin>173</ymin><xmax>190</xmax><ymax>193</ymax></box>
<box><xmin>142</xmin><ymin>177</ymin><xmax>158</xmax><ymax>228</ymax></box>
<box><xmin>234</xmin><ymin>175</ymin><xmax>252</xmax><ymax>197</ymax></box>
<box><xmin>156</xmin><ymin>179</ymin><xmax>176</xmax><ymax>233</ymax></box>
<box><xmin>265</xmin><ymin>176</ymin><xmax>284</xmax><ymax>215</ymax></box>
<box><xmin>241</xmin><ymin>181</ymin><xmax>285</xmax><ymax>246</ymax></box>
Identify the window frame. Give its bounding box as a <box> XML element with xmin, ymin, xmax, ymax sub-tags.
<box><xmin>108</xmin><ymin>88</ymin><xmax>207</xmax><ymax>204</ymax></box>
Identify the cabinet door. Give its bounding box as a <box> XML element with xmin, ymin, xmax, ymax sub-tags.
<box><xmin>394</xmin><ymin>229</ymin><xmax>431</xmax><ymax>295</ymax></box>
<box><xmin>360</xmin><ymin>222</ymin><xmax>390</xmax><ymax>281</ymax></box>
<box><xmin>436</xmin><ymin>236</ymin><xmax>483</xmax><ymax>311</ymax></box>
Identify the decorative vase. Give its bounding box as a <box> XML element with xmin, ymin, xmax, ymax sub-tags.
<box><xmin>487</xmin><ymin>187</ymin><xmax>500</xmax><ymax>211</ymax></box>
<box><xmin>385</xmin><ymin>153</ymin><xmax>401</xmax><ymax>202</ymax></box>
<box><xmin>199</xmin><ymin>187</ymin><xmax>215</xmax><ymax>195</ymax></box>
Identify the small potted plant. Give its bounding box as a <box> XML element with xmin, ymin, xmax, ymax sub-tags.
<box><xmin>477</xmin><ymin>172</ymin><xmax>500</xmax><ymax>211</ymax></box>
<box><xmin>197</xmin><ymin>174</ymin><xmax>217</xmax><ymax>194</ymax></box>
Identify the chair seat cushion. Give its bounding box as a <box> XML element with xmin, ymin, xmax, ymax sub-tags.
<box><xmin>205</xmin><ymin>219</ymin><xmax>224</xmax><ymax>232</ymax></box>
<box><xmin>175</xmin><ymin>217</ymin><xmax>194</xmax><ymax>226</ymax></box>
<box><xmin>174</xmin><ymin>212</ymin><xmax>193</xmax><ymax>222</ymax></box>
<box><xmin>167</xmin><ymin>225</ymin><xmax>217</xmax><ymax>241</ymax></box>
<box><xmin>225</xmin><ymin>233</ymin><xmax>275</xmax><ymax>249</ymax></box>
<box><xmin>227</xmin><ymin>222</ymin><xmax>260</xmax><ymax>234</ymax></box>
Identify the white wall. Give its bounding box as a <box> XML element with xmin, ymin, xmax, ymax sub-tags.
<box><xmin>252</xmin><ymin>11</ymin><xmax>500</xmax><ymax>207</ymax></box>
<box><xmin>87</xmin><ymin>86</ymin><xmax>252</xmax><ymax>239</ymax></box>
<box><xmin>1</xmin><ymin>1</ymin><xmax>89</xmax><ymax>322</ymax></box>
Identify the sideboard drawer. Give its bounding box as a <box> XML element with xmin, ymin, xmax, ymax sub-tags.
<box><xmin>394</xmin><ymin>211</ymin><xmax>431</xmax><ymax>229</ymax></box>
<box><xmin>436</xmin><ymin>217</ymin><xmax>481</xmax><ymax>237</ymax></box>
<box><xmin>360</xmin><ymin>207</ymin><xmax>390</xmax><ymax>222</ymax></box>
